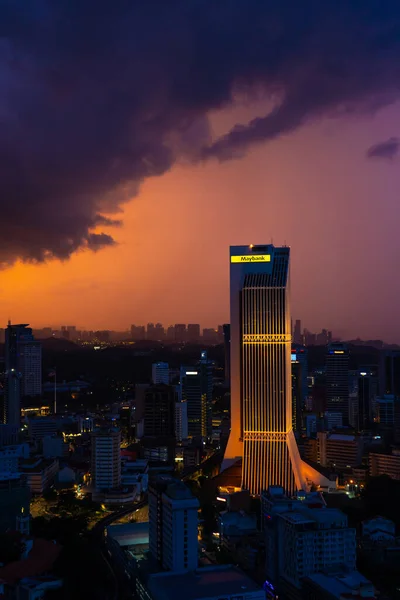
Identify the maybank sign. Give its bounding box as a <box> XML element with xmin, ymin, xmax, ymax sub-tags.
<box><xmin>231</xmin><ymin>255</ymin><xmax>271</xmax><ymax>263</ymax></box>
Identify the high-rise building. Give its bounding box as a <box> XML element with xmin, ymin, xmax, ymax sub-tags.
<box><xmin>147</xmin><ymin>323</ymin><xmax>165</xmax><ymax>341</ymax></box>
<box><xmin>131</xmin><ymin>324</ymin><xmax>146</xmax><ymax>341</ymax></box>
<box><xmin>291</xmin><ymin>345</ymin><xmax>308</xmax><ymax>435</ymax></box>
<box><xmin>149</xmin><ymin>475</ymin><xmax>199</xmax><ymax>572</ymax></box>
<box><xmin>19</xmin><ymin>339</ymin><xmax>42</xmax><ymax>397</ymax></box>
<box><xmin>223</xmin><ymin>324</ymin><xmax>231</xmax><ymax>385</ymax></box>
<box><xmin>175</xmin><ymin>399</ymin><xmax>188</xmax><ymax>441</ymax></box>
<box><xmin>174</xmin><ymin>324</ymin><xmax>187</xmax><ymax>343</ymax></box>
<box><xmin>293</xmin><ymin>319</ymin><xmax>302</xmax><ymax>345</ymax></box>
<box><xmin>326</xmin><ymin>343</ymin><xmax>349</xmax><ymax>425</ymax></box>
<box><xmin>348</xmin><ymin>367</ymin><xmax>378</xmax><ymax>431</ymax></box>
<box><xmin>379</xmin><ymin>350</ymin><xmax>400</xmax><ymax>396</ymax></box>
<box><xmin>143</xmin><ymin>385</ymin><xmax>176</xmax><ymax>438</ymax></box>
<box><xmin>152</xmin><ymin>362</ymin><xmax>170</xmax><ymax>385</ymax></box>
<box><xmin>187</xmin><ymin>324</ymin><xmax>200</xmax><ymax>343</ymax></box>
<box><xmin>180</xmin><ymin>351</ymin><xmax>213</xmax><ymax>438</ymax></box>
<box><xmin>222</xmin><ymin>245</ymin><xmax>305</xmax><ymax>496</ymax></box>
<box><xmin>91</xmin><ymin>427</ymin><xmax>121</xmax><ymax>492</ymax></box>
<box><xmin>4</xmin><ymin>323</ymin><xmax>42</xmax><ymax>426</ymax></box>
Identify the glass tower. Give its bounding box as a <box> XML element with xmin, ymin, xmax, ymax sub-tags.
<box><xmin>223</xmin><ymin>244</ymin><xmax>305</xmax><ymax>496</ymax></box>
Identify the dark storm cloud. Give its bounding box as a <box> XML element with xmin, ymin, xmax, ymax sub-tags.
<box><xmin>2</xmin><ymin>0</ymin><xmax>400</xmax><ymax>265</ymax></box>
<box><xmin>366</xmin><ymin>137</ymin><xmax>400</xmax><ymax>160</ymax></box>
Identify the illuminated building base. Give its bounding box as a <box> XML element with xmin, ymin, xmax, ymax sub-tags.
<box><xmin>222</xmin><ymin>430</ymin><xmax>335</xmax><ymax>496</ymax></box>
<box><xmin>242</xmin><ymin>429</ymin><xmax>305</xmax><ymax>496</ymax></box>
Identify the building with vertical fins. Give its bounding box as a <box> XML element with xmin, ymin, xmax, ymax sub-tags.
<box><xmin>222</xmin><ymin>245</ymin><xmax>305</xmax><ymax>496</ymax></box>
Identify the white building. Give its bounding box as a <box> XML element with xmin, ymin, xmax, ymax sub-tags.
<box><xmin>161</xmin><ymin>480</ymin><xmax>199</xmax><ymax>572</ymax></box>
<box><xmin>262</xmin><ymin>486</ymin><xmax>356</xmax><ymax>595</ymax></box>
<box><xmin>149</xmin><ymin>475</ymin><xmax>198</xmax><ymax>572</ymax></box>
<box><xmin>175</xmin><ymin>400</ymin><xmax>188</xmax><ymax>441</ymax></box>
<box><xmin>91</xmin><ymin>427</ymin><xmax>121</xmax><ymax>492</ymax></box>
<box><xmin>151</xmin><ymin>362</ymin><xmax>169</xmax><ymax>385</ymax></box>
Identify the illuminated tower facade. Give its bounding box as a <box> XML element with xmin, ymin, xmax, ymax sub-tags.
<box><xmin>223</xmin><ymin>245</ymin><xmax>305</xmax><ymax>496</ymax></box>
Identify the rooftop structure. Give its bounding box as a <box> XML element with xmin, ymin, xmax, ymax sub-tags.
<box><xmin>145</xmin><ymin>565</ymin><xmax>265</xmax><ymax>600</ymax></box>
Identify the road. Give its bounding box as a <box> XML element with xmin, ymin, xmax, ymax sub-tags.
<box><xmin>90</xmin><ymin>496</ymin><xmax>148</xmax><ymax>600</ymax></box>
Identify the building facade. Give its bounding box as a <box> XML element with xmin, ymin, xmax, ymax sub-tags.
<box><xmin>326</xmin><ymin>343</ymin><xmax>349</xmax><ymax>425</ymax></box>
<box><xmin>91</xmin><ymin>427</ymin><xmax>121</xmax><ymax>491</ymax></box>
<box><xmin>180</xmin><ymin>351</ymin><xmax>212</xmax><ymax>439</ymax></box>
<box><xmin>151</xmin><ymin>362</ymin><xmax>169</xmax><ymax>385</ymax></box>
<box><xmin>222</xmin><ymin>245</ymin><xmax>305</xmax><ymax>495</ymax></box>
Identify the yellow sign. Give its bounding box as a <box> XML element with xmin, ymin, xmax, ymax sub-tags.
<box><xmin>231</xmin><ymin>255</ymin><xmax>271</xmax><ymax>263</ymax></box>
<box><xmin>334</xmin><ymin>350</ymin><xmax>344</xmax><ymax>354</ymax></box>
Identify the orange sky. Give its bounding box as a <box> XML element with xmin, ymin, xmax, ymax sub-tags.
<box><xmin>3</xmin><ymin>101</ymin><xmax>400</xmax><ymax>341</ymax></box>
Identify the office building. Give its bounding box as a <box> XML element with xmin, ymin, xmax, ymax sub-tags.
<box><xmin>379</xmin><ymin>349</ymin><xmax>400</xmax><ymax>396</ymax></box>
<box><xmin>151</xmin><ymin>362</ymin><xmax>169</xmax><ymax>385</ymax></box>
<box><xmin>143</xmin><ymin>385</ymin><xmax>176</xmax><ymax>438</ymax></box>
<box><xmin>187</xmin><ymin>324</ymin><xmax>200</xmax><ymax>343</ymax></box>
<box><xmin>180</xmin><ymin>351</ymin><xmax>212</xmax><ymax>438</ymax></box>
<box><xmin>149</xmin><ymin>475</ymin><xmax>199</xmax><ymax>571</ymax></box>
<box><xmin>326</xmin><ymin>343</ymin><xmax>349</xmax><ymax>425</ymax></box>
<box><xmin>262</xmin><ymin>486</ymin><xmax>356</xmax><ymax>596</ymax></box>
<box><xmin>175</xmin><ymin>399</ymin><xmax>188</xmax><ymax>441</ymax></box>
<box><xmin>28</xmin><ymin>417</ymin><xmax>59</xmax><ymax>440</ymax></box>
<box><xmin>91</xmin><ymin>427</ymin><xmax>121</xmax><ymax>492</ymax></box>
<box><xmin>4</xmin><ymin>323</ymin><xmax>42</xmax><ymax>426</ymax></box>
<box><xmin>348</xmin><ymin>367</ymin><xmax>378</xmax><ymax>431</ymax></box>
<box><xmin>223</xmin><ymin>323</ymin><xmax>231</xmax><ymax>385</ymax></box>
<box><xmin>376</xmin><ymin>394</ymin><xmax>396</xmax><ymax>427</ymax></box>
<box><xmin>222</xmin><ymin>245</ymin><xmax>305</xmax><ymax>496</ymax></box>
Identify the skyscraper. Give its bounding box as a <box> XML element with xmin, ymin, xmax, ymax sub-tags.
<box><xmin>223</xmin><ymin>245</ymin><xmax>305</xmax><ymax>496</ymax></box>
<box><xmin>4</xmin><ymin>323</ymin><xmax>42</xmax><ymax>426</ymax></box>
<box><xmin>326</xmin><ymin>343</ymin><xmax>350</xmax><ymax>425</ymax></box>
<box><xmin>180</xmin><ymin>351</ymin><xmax>213</xmax><ymax>438</ymax></box>
<box><xmin>379</xmin><ymin>350</ymin><xmax>400</xmax><ymax>396</ymax></box>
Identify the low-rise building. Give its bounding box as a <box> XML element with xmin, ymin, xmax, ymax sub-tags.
<box><xmin>362</xmin><ymin>516</ymin><xmax>395</xmax><ymax>542</ymax></box>
<box><xmin>138</xmin><ymin>565</ymin><xmax>265</xmax><ymax>600</ymax></box>
<box><xmin>369</xmin><ymin>448</ymin><xmax>400</xmax><ymax>479</ymax></box>
<box><xmin>20</xmin><ymin>458</ymin><xmax>59</xmax><ymax>494</ymax></box>
<box><xmin>262</xmin><ymin>486</ymin><xmax>356</xmax><ymax>598</ymax></box>
<box><xmin>303</xmin><ymin>570</ymin><xmax>376</xmax><ymax>599</ymax></box>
